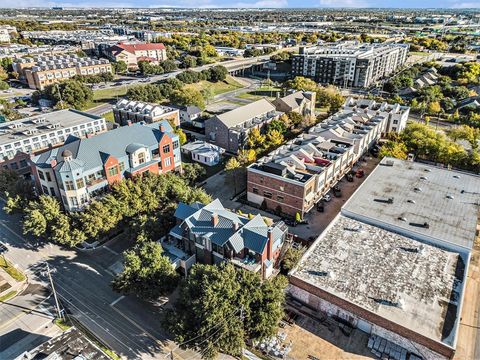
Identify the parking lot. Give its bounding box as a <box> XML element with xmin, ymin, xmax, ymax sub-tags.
<box><xmin>288</xmin><ymin>156</ymin><xmax>381</xmax><ymax>240</ymax></box>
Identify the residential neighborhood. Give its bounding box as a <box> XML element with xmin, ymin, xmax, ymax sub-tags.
<box><xmin>0</xmin><ymin>5</ymin><xmax>479</xmax><ymax>360</ymax></box>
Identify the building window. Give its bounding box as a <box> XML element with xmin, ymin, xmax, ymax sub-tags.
<box><xmin>119</xmin><ymin>162</ymin><xmax>125</xmax><ymax>172</ymax></box>
<box><xmin>64</xmin><ymin>180</ymin><xmax>74</xmax><ymax>190</ymax></box>
<box><xmin>393</xmin><ymin>120</ymin><xmax>398</xmax><ymax>124</ymax></box>
<box><xmin>212</xmin><ymin>243</ymin><xmax>224</xmax><ymax>256</ymax></box>
<box><xmin>10</xmin><ymin>162</ymin><xmax>18</xmax><ymax>170</ymax></box>
<box><xmin>264</xmin><ymin>191</ymin><xmax>272</xmax><ymax>199</ymax></box>
<box><xmin>76</xmin><ymin>178</ymin><xmax>85</xmax><ymax>189</ymax></box>
<box><xmin>108</xmin><ymin>167</ymin><xmax>119</xmax><ymax>177</ymax></box>
<box><xmin>252</xmin><ymin>187</ymin><xmax>259</xmax><ymax>194</ymax></box>
<box><xmin>138</xmin><ymin>152</ymin><xmax>146</xmax><ymax>164</ymax></box>
<box><xmin>50</xmin><ymin>187</ymin><xmax>56</xmax><ymax>196</ymax></box>
<box><xmin>173</xmin><ymin>141</ymin><xmax>179</xmax><ymax>150</ymax></box>
<box><xmin>165</xmin><ymin>157</ymin><xmax>172</xmax><ymax>167</ymax></box>
<box><xmin>46</xmin><ymin>172</ymin><xmax>52</xmax><ymax>182</ymax></box>
<box><xmin>69</xmin><ymin>197</ymin><xmax>79</xmax><ymax>207</ymax></box>
<box><xmin>163</xmin><ymin>144</ymin><xmax>170</xmax><ymax>154</ymax></box>
<box><xmin>42</xmin><ymin>185</ymin><xmax>48</xmax><ymax>194</ymax></box>
<box><xmin>277</xmin><ymin>195</ymin><xmax>284</xmax><ymax>202</ymax></box>
<box><xmin>38</xmin><ymin>170</ymin><xmax>45</xmax><ymax>180</ymax></box>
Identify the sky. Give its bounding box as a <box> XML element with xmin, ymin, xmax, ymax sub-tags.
<box><xmin>1</xmin><ymin>0</ymin><xmax>479</xmax><ymax>9</ymax></box>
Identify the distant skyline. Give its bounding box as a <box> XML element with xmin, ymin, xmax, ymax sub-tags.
<box><xmin>1</xmin><ymin>0</ymin><xmax>479</xmax><ymax>8</ymax></box>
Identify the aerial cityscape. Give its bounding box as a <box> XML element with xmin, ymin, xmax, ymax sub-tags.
<box><xmin>0</xmin><ymin>4</ymin><xmax>479</xmax><ymax>360</ymax></box>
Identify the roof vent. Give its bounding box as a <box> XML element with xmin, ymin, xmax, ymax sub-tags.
<box><xmin>374</xmin><ymin>197</ymin><xmax>394</xmax><ymax>204</ymax></box>
<box><xmin>420</xmin><ymin>176</ymin><xmax>428</xmax><ymax>180</ymax></box>
<box><xmin>424</xmin><ymin>168</ymin><xmax>431</xmax><ymax>172</ymax></box>
<box><xmin>398</xmin><ymin>217</ymin><xmax>407</xmax><ymax>222</ymax></box>
<box><xmin>446</xmin><ymin>195</ymin><xmax>454</xmax><ymax>200</ymax></box>
<box><xmin>453</xmin><ymin>175</ymin><xmax>460</xmax><ymax>179</ymax></box>
<box><xmin>407</xmin><ymin>199</ymin><xmax>416</xmax><ymax>204</ymax></box>
<box><xmin>413</xmin><ymin>187</ymin><xmax>422</xmax><ymax>192</ymax></box>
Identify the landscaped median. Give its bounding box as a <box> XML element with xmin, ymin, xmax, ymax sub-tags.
<box><xmin>0</xmin><ymin>256</ymin><xmax>26</xmax><ymax>302</ymax></box>
<box><xmin>0</xmin><ymin>256</ymin><xmax>26</xmax><ymax>282</ymax></box>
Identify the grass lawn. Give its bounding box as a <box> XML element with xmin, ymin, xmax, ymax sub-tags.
<box><xmin>102</xmin><ymin>111</ymin><xmax>115</xmax><ymax>123</ymax></box>
<box><xmin>0</xmin><ymin>257</ymin><xmax>25</xmax><ymax>282</ymax></box>
<box><xmin>93</xmin><ymin>86</ymin><xmax>128</xmax><ymax>102</ymax></box>
<box><xmin>184</xmin><ymin>76</ymin><xmax>243</xmax><ymax>96</ymax></box>
<box><xmin>237</xmin><ymin>86</ymin><xmax>281</xmax><ymax>101</ymax></box>
<box><xmin>0</xmin><ymin>290</ymin><xmax>16</xmax><ymax>302</ymax></box>
<box><xmin>409</xmin><ymin>51</ymin><xmax>430</xmax><ymax>57</ymax></box>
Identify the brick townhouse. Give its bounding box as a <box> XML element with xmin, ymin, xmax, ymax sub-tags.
<box><xmin>30</xmin><ymin>121</ymin><xmax>181</xmax><ymax>211</ymax></box>
<box><xmin>0</xmin><ymin>110</ymin><xmax>107</xmax><ymax>178</ymax></box>
<box><xmin>168</xmin><ymin>198</ymin><xmax>288</xmax><ymax>279</ymax></box>
<box><xmin>246</xmin><ymin>103</ymin><xmax>404</xmax><ymax>218</ymax></box>
<box><xmin>205</xmin><ymin>99</ymin><xmax>283</xmax><ymax>154</ymax></box>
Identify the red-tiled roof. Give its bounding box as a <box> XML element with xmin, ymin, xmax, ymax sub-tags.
<box><xmin>114</xmin><ymin>43</ymin><xmax>166</xmax><ymax>54</ymax></box>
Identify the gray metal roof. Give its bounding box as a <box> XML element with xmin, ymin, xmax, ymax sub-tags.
<box><xmin>173</xmin><ymin>199</ymin><xmax>285</xmax><ymax>255</ymax></box>
<box><xmin>342</xmin><ymin>157</ymin><xmax>480</xmax><ymax>252</ymax></box>
<box><xmin>33</xmin><ymin>121</ymin><xmax>176</xmax><ymax>171</ymax></box>
<box><xmin>214</xmin><ymin>99</ymin><xmax>276</xmax><ymax>128</ymax></box>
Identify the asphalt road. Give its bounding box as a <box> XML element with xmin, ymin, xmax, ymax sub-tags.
<box><xmin>0</xmin><ymin>208</ymin><xmax>196</xmax><ymax>359</ymax></box>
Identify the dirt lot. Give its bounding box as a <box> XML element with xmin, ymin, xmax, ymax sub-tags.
<box><xmin>283</xmin><ymin>314</ymin><xmax>374</xmax><ymax>360</ymax></box>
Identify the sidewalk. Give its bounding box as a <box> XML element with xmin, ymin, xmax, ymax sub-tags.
<box><xmin>0</xmin><ymin>265</ymin><xmax>27</xmax><ymax>300</ymax></box>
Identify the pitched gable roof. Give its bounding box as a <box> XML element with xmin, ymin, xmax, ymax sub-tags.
<box><xmin>113</xmin><ymin>42</ymin><xmax>166</xmax><ymax>55</ymax></box>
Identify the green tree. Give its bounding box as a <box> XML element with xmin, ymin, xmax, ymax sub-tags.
<box><xmin>171</xmin><ymin>88</ymin><xmax>205</xmax><ymax>110</ymax></box>
<box><xmin>246</xmin><ymin>128</ymin><xmax>266</xmax><ymax>150</ymax></box>
<box><xmin>225</xmin><ymin>157</ymin><xmax>240</xmax><ymax>196</ymax></box>
<box><xmin>317</xmin><ymin>85</ymin><xmax>344</xmax><ymax>115</ymax></box>
<box><xmin>283</xmin><ymin>76</ymin><xmax>317</xmax><ymax>92</ymax></box>
<box><xmin>265</xmin><ymin>129</ymin><xmax>284</xmax><ymax>149</ymax></box>
<box><xmin>182</xmin><ymin>162</ymin><xmax>206</xmax><ymax>185</ymax></box>
<box><xmin>378</xmin><ymin>140</ymin><xmax>408</xmax><ymax>160</ymax></box>
<box><xmin>427</xmin><ymin>101</ymin><xmax>442</xmax><ymax>115</ymax></box>
<box><xmin>182</xmin><ymin>55</ymin><xmax>197</xmax><ymax>69</ymax></box>
<box><xmin>164</xmin><ymin>264</ymin><xmax>286</xmax><ymax>359</ymax></box>
<box><xmin>112</xmin><ymin>241</ymin><xmax>179</xmax><ymax>300</ymax></box>
<box><xmin>268</xmin><ymin>119</ymin><xmax>287</xmax><ymax>134</ymax></box>
<box><xmin>207</xmin><ymin>65</ymin><xmax>228</xmax><ymax>82</ymax></box>
<box><xmin>113</xmin><ymin>60</ymin><xmax>127</xmax><ymax>74</ymax></box>
<box><xmin>41</xmin><ymin>80</ymin><xmax>93</xmax><ymax>109</ymax></box>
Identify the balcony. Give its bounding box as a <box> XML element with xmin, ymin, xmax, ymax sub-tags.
<box><xmin>230</xmin><ymin>255</ymin><xmax>261</xmax><ymax>273</ymax></box>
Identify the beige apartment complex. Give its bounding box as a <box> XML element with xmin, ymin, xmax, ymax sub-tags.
<box><xmin>13</xmin><ymin>54</ymin><xmax>112</xmax><ymax>90</ymax></box>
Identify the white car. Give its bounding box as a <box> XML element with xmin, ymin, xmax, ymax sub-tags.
<box><xmin>322</xmin><ymin>194</ymin><xmax>332</xmax><ymax>202</ymax></box>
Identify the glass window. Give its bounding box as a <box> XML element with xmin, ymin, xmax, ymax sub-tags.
<box><xmin>38</xmin><ymin>170</ymin><xmax>45</xmax><ymax>180</ymax></box>
<box><xmin>162</xmin><ymin>144</ymin><xmax>170</xmax><ymax>153</ymax></box>
<box><xmin>173</xmin><ymin>141</ymin><xmax>179</xmax><ymax>150</ymax></box>
<box><xmin>138</xmin><ymin>152</ymin><xmax>146</xmax><ymax>164</ymax></box>
<box><xmin>69</xmin><ymin>197</ymin><xmax>79</xmax><ymax>206</ymax></box>
<box><xmin>252</xmin><ymin>187</ymin><xmax>258</xmax><ymax>194</ymax></box>
<box><xmin>19</xmin><ymin>159</ymin><xmax>28</xmax><ymax>168</ymax></box>
<box><xmin>119</xmin><ymin>162</ymin><xmax>125</xmax><ymax>172</ymax></box>
<box><xmin>108</xmin><ymin>167</ymin><xmax>118</xmax><ymax>177</ymax></box>
<box><xmin>46</xmin><ymin>172</ymin><xmax>52</xmax><ymax>182</ymax></box>
<box><xmin>10</xmin><ymin>162</ymin><xmax>18</xmax><ymax>170</ymax></box>
<box><xmin>264</xmin><ymin>191</ymin><xmax>272</xmax><ymax>199</ymax></box>
<box><xmin>41</xmin><ymin>185</ymin><xmax>48</xmax><ymax>194</ymax></box>
<box><xmin>165</xmin><ymin>157</ymin><xmax>171</xmax><ymax>167</ymax></box>
<box><xmin>65</xmin><ymin>180</ymin><xmax>74</xmax><ymax>191</ymax></box>
<box><xmin>76</xmin><ymin>178</ymin><xmax>85</xmax><ymax>189</ymax></box>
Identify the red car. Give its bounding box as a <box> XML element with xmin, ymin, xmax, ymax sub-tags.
<box><xmin>356</xmin><ymin>169</ymin><xmax>365</xmax><ymax>178</ymax></box>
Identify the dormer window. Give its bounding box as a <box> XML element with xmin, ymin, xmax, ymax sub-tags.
<box><xmin>138</xmin><ymin>152</ymin><xmax>146</xmax><ymax>164</ymax></box>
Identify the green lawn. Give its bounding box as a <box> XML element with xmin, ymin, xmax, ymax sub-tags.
<box><xmin>102</xmin><ymin>111</ymin><xmax>115</xmax><ymax>123</ymax></box>
<box><xmin>409</xmin><ymin>51</ymin><xmax>430</xmax><ymax>57</ymax></box>
<box><xmin>54</xmin><ymin>318</ymin><xmax>72</xmax><ymax>331</ymax></box>
<box><xmin>185</xmin><ymin>76</ymin><xmax>243</xmax><ymax>96</ymax></box>
<box><xmin>237</xmin><ymin>86</ymin><xmax>281</xmax><ymax>101</ymax></box>
<box><xmin>93</xmin><ymin>86</ymin><xmax>128</xmax><ymax>102</ymax></box>
<box><xmin>0</xmin><ymin>257</ymin><xmax>25</xmax><ymax>282</ymax></box>
<box><xmin>0</xmin><ymin>290</ymin><xmax>16</xmax><ymax>302</ymax></box>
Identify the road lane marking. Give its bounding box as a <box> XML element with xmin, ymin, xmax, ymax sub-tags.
<box><xmin>109</xmin><ymin>295</ymin><xmax>125</xmax><ymax>307</ymax></box>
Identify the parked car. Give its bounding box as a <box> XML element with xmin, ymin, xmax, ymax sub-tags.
<box><xmin>322</xmin><ymin>194</ymin><xmax>332</xmax><ymax>202</ymax></box>
<box><xmin>333</xmin><ymin>185</ymin><xmax>342</xmax><ymax>197</ymax></box>
<box><xmin>356</xmin><ymin>169</ymin><xmax>365</xmax><ymax>178</ymax></box>
<box><xmin>316</xmin><ymin>202</ymin><xmax>324</xmax><ymax>212</ymax></box>
<box><xmin>346</xmin><ymin>173</ymin><xmax>354</xmax><ymax>182</ymax></box>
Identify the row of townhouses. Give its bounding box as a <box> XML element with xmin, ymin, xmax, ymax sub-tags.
<box><xmin>246</xmin><ymin>99</ymin><xmax>410</xmax><ymax>217</ymax></box>
<box><xmin>13</xmin><ymin>54</ymin><xmax>112</xmax><ymax>90</ymax></box>
<box><xmin>292</xmin><ymin>42</ymin><xmax>409</xmax><ymax>88</ymax></box>
<box><xmin>112</xmin><ymin>99</ymin><xmax>180</xmax><ymax>127</ymax></box>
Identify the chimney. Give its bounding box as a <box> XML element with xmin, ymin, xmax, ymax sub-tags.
<box><xmin>267</xmin><ymin>228</ymin><xmax>273</xmax><ymax>260</ymax></box>
<box><xmin>160</xmin><ymin>124</ymin><xmax>166</xmax><ymax>132</ymax></box>
<box><xmin>211</xmin><ymin>213</ymin><xmax>218</xmax><ymax>227</ymax></box>
<box><xmin>86</xmin><ymin>132</ymin><xmax>94</xmax><ymax>139</ymax></box>
<box><xmin>50</xmin><ymin>159</ymin><xmax>57</xmax><ymax>168</ymax></box>
<box><xmin>126</xmin><ymin>120</ymin><xmax>132</xmax><ymax>126</ymax></box>
<box><xmin>232</xmin><ymin>221</ymin><xmax>239</xmax><ymax>231</ymax></box>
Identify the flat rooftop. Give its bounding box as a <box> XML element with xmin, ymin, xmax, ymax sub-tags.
<box><xmin>291</xmin><ymin>215</ymin><xmax>464</xmax><ymax>347</ymax></box>
<box><xmin>342</xmin><ymin>157</ymin><xmax>480</xmax><ymax>252</ymax></box>
<box><xmin>0</xmin><ymin>109</ymin><xmax>103</xmax><ymax>146</ymax></box>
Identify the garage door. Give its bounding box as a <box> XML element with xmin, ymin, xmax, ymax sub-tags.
<box><xmin>357</xmin><ymin>319</ymin><xmax>372</xmax><ymax>334</ymax></box>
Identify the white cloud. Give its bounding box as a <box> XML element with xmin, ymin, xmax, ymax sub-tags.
<box><xmin>319</xmin><ymin>0</ymin><xmax>369</xmax><ymax>7</ymax></box>
<box><xmin>1</xmin><ymin>0</ymin><xmax>134</xmax><ymax>7</ymax></box>
<box><xmin>450</xmin><ymin>1</ymin><xmax>480</xmax><ymax>7</ymax></box>
<box><xmin>232</xmin><ymin>0</ymin><xmax>288</xmax><ymax>7</ymax></box>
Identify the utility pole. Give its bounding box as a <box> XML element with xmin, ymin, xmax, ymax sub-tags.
<box><xmin>55</xmin><ymin>83</ymin><xmax>64</xmax><ymax>109</ymax></box>
<box><xmin>45</xmin><ymin>262</ymin><xmax>64</xmax><ymax>320</ymax></box>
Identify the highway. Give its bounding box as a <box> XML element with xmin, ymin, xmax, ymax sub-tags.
<box><xmin>0</xmin><ymin>208</ymin><xmax>197</xmax><ymax>359</ymax></box>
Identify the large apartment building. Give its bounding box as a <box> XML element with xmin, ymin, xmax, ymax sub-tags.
<box><xmin>247</xmin><ymin>101</ymin><xmax>408</xmax><ymax>217</ymax></box>
<box><xmin>0</xmin><ymin>26</ymin><xmax>16</xmax><ymax>43</ymax></box>
<box><xmin>112</xmin><ymin>99</ymin><xmax>180</xmax><ymax>127</ymax></box>
<box><xmin>205</xmin><ymin>99</ymin><xmax>283</xmax><ymax>154</ymax></box>
<box><xmin>292</xmin><ymin>43</ymin><xmax>409</xmax><ymax>88</ymax></box>
<box><xmin>106</xmin><ymin>42</ymin><xmax>167</xmax><ymax>69</ymax></box>
<box><xmin>30</xmin><ymin>121</ymin><xmax>181</xmax><ymax>211</ymax></box>
<box><xmin>168</xmin><ymin>198</ymin><xmax>288</xmax><ymax>279</ymax></box>
<box><xmin>0</xmin><ymin>110</ymin><xmax>107</xmax><ymax>177</ymax></box>
<box><xmin>13</xmin><ymin>54</ymin><xmax>112</xmax><ymax>90</ymax></box>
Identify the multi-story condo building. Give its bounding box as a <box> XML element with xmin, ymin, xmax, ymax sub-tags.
<box><xmin>292</xmin><ymin>43</ymin><xmax>409</xmax><ymax>88</ymax></box>
<box><xmin>14</xmin><ymin>54</ymin><xmax>112</xmax><ymax>90</ymax></box>
<box><xmin>112</xmin><ymin>100</ymin><xmax>180</xmax><ymax>127</ymax></box>
<box><xmin>247</xmin><ymin>103</ymin><xmax>402</xmax><ymax>217</ymax></box>
<box><xmin>205</xmin><ymin>99</ymin><xmax>283</xmax><ymax>154</ymax></box>
<box><xmin>168</xmin><ymin>198</ymin><xmax>288</xmax><ymax>279</ymax></box>
<box><xmin>30</xmin><ymin>121</ymin><xmax>181</xmax><ymax>211</ymax></box>
<box><xmin>343</xmin><ymin>97</ymin><xmax>410</xmax><ymax>133</ymax></box>
<box><xmin>106</xmin><ymin>42</ymin><xmax>167</xmax><ymax>69</ymax></box>
<box><xmin>0</xmin><ymin>110</ymin><xmax>107</xmax><ymax>178</ymax></box>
